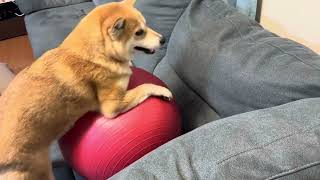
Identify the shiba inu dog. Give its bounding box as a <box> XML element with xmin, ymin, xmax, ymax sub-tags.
<box><xmin>0</xmin><ymin>0</ymin><xmax>172</xmax><ymax>179</ymax></box>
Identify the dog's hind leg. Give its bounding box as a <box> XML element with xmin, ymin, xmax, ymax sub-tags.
<box><xmin>0</xmin><ymin>148</ymin><xmax>54</xmax><ymax>180</ymax></box>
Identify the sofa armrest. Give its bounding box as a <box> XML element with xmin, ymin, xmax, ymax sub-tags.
<box><xmin>15</xmin><ymin>0</ymin><xmax>91</xmax><ymax>15</ymax></box>
<box><xmin>111</xmin><ymin>98</ymin><xmax>320</xmax><ymax>179</ymax></box>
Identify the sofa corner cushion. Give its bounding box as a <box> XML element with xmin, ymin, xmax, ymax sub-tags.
<box><xmin>24</xmin><ymin>2</ymin><xmax>95</xmax><ymax>58</ymax></box>
<box><xmin>160</xmin><ymin>0</ymin><xmax>320</xmax><ymax>117</ymax></box>
<box><xmin>15</xmin><ymin>0</ymin><xmax>91</xmax><ymax>15</ymax></box>
<box><xmin>111</xmin><ymin>98</ymin><xmax>320</xmax><ymax>179</ymax></box>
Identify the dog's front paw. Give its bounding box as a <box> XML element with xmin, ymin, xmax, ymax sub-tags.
<box><xmin>140</xmin><ymin>84</ymin><xmax>173</xmax><ymax>101</ymax></box>
<box><xmin>158</xmin><ymin>88</ymin><xmax>173</xmax><ymax>101</ymax></box>
<box><xmin>147</xmin><ymin>85</ymin><xmax>173</xmax><ymax>101</ymax></box>
<box><xmin>103</xmin><ymin>112</ymin><xmax>118</xmax><ymax>119</ymax></box>
<box><xmin>100</xmin><ymin>105</ymin><xmax>119</xmax><ymax>119</ymax></box>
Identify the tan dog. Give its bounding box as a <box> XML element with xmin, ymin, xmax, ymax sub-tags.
<box><xmin>0</xmin><ymin>0</ymin><xmax>172</xmax><ymax>179</ymax></box>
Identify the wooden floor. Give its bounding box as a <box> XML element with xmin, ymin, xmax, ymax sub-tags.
<box><xmin>0</xmin><ymin>35</ymin><xmax>35</xmax><ymax>74</ymax></box>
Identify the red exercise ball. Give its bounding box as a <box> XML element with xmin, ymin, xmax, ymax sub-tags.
<box><xmin>59</xmin><ymin>67</ymin><xmax>181</xmax><ymax>180</ymax></box>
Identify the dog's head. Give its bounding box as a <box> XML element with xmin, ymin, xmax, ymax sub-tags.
<box><xmin>99</xmin><ymin>0</ymin><xmax>165</xmax><ymax>62</ymax></box>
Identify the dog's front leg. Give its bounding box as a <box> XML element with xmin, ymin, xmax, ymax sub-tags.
<box><xmin>99</xmin><ymin>84</ymin><xmax>172</xmax><ymax>118</ymax></box>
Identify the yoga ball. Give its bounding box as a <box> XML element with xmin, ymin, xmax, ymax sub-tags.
<box><xmin>59</xmin><ymin>67</ymin><xmax>181</xmax><ymax>179</ymax></box>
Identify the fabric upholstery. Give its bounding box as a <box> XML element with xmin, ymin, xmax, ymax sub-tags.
<box><xmin>157</xmin><ymin>0</ymin><xmax>320</xmax><ymax>118</ymax></box>
<box><xmin>51</xmin><ymin>142</ymin><xmax>76</xmax><ymax>180</ymax></box>
<box><xmin>92</xmin><ymin>0</ymin><xmax>115</xmax><ymax>6</ymax></box>
<box><xmin>111</xmin><ymin>97</ymin><xmax>320</xmax><ymax>179</ymax></box>
<box><xmin>15</xmin><ymin>0</ymin><xmax>90</xmax><ymax>15</ymax></box>
<box><xmin>73</xmin><ymin>171</ymin><xmax>86</xmax><ymax>180</ymax></box>
<box><xmin>154</xmin><ymin>58</ymin><xmax>220</xmax><ymax>132</ymax></box>
<box><xmin>24</xmin><ymin>2</ymin><xmax>95</xmax><ymax>58</ymax></box>
<box><xmin>53</xmin><ymin>166</ymin><xmax>76</xmax><ymax>180</ymax></box>
<box><xmin>50</xmin><ymin>141</ymin><xmax>65</xmax><ymax>166</ymax></box>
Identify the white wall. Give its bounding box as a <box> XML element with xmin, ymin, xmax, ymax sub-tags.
<box><xmin>260</xmin><ymin>0</ymin><xmax>320</xmax><ymax>53</ymax></box>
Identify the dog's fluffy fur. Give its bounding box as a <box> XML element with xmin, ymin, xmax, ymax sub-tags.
<box><xmin>0</xmin><ymin>0</ymin><xmax>172</xmax><ymax>179</ymax></box>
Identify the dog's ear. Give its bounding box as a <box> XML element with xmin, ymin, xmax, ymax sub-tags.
<box><xmin>108</xmin><ymin>18</ymin><xmax>126</xmax><ymax>40</ymax></box>
<box><xmin>122</xmin><ymin>0</ymin><xmax>136</xmax><ymax>6</ymax></box>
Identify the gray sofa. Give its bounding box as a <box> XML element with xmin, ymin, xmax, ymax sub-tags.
<box><xmin>15</xmin><ymin>0</ymin><xmax>320</xmax><ymax>179</ymax></box>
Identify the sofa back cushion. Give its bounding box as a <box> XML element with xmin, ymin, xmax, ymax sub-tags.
<box><xmin>24</xmin><ymin>2</ymin><xmax>95</xmax><ymax>58</ymax></box>
<box><xmin>92</xmin><ymin>0</ymin><xmax>114</xmax><ymax>6</ymax></box>
<box><xmin>154</xmin><ymin>0</ymin><xmax>320</xmax><ymax>120</ymax></box>
<box><xmin>15</xmin><ymin>0</ymin><xmax>91</xmax><ymax>14</ymax></box>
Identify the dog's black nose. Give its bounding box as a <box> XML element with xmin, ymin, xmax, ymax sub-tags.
<box><xmin>160</xmin><ymin>37</ymin><xmax>166</xmax><ymax>45</ymax></box>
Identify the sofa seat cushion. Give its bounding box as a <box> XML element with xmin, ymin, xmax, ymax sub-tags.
<box><xmin>158</xmin><ymin>0</ymin><xmax>320</xmax><ymax>117</ymax></box>
<box><xmin>111</xmin><ymin>97</ymin><xmax>320</xmax><ymax>179</ymax></box>
<box><xmin>24</xmin><ymin>2</ymin><xmax>95</xmax><ymax>58</ymax></box>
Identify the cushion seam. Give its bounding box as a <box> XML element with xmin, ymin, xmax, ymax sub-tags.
<box><xmin>216</xmin><ymin>123</ymin><xmax>320</xmax><ymax>165</ymax></box>
<box><xmin>260</xmin><ymin>42</ymin><xmax>320</xmax><ymax>71</ymax></box>
<box><xmin>265</xmin><ymin>161</ymin><xmax>320</xmax><ymax>180</ymax></box>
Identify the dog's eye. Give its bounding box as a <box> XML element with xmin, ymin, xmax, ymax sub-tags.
<box><xmin>135</xmin><ymin>29</ymin><xmax>145</xmax><ymax>36</ymax></box>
